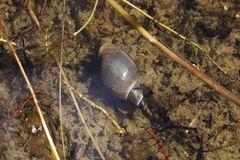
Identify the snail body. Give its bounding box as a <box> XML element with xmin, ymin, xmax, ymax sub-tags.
<box><xmin>99</xmin><ymin>44</ymin><xmax>154</xmax><ymax>116</ymax></box>
<box><xmin>99</xmin><ymin>44</ymin><xmax>143</xmax><ymax>106</ymax></box>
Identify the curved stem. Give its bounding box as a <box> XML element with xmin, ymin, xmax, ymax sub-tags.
<box><xmin>74</xmin><ymin>0</ymin><xmax>98</xmax><ymax>36</ymax></box>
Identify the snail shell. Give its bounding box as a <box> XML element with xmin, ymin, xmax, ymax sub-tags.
<box><xmin>99</xmin><ymin>44</ymin><xmax>143</xmax><ymax>106</ymax></box>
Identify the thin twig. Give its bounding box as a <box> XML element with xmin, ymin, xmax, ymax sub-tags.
<box><xmin>27</xmin><ymin>0</ymin><xmax>41</xmax><ymax>29</ymax></box>
<box><xmin>78</xmin><ymin>93</ymin><xmax>126</xmax><ymax>134</ymax></box>
<box><xmin>11</xmin><ymin>0</ymin><xmax>47</xmax><ymax>40</ymax></box>
<box><xmin>60</xmin><ymin>77</ymin><xmax>125</xmax><ymax>134</ymax></box>
<box><xmin>106</xmin><ymin>0</ymin><xmax>240</xmax><ymax>106</ymax></box>
<box><xmin>0</xmin><ymin>37</ymin><xmax>16</xmax><ymax>45</ymax></box>
<box><xmin>59</xmin><ymin>0</ymin><xmax>66</xmax><ymax>159</ymax></box>
<box><xmin>186</xmin><ymin>111</ymin><xmax>202</xmax><ymax>134</ymax></box>
<box><xmin>74</xmin><ymin>0</ymin><xmax>98</xmax><ymax>36</ymax></box>
<box><xmin>121</xmin><ymin>0</ymin><xmax>226</xmax><ymax>74</ymax></box>
<box><xmin>0</xmin><ymin>23</ymin><xmax>60</xmax><ymax>160</ymax></box>
<box><xmin>57</xmin><ymin>61</ymin><xmax>106</xmax><ymax>160</ymax></box>
<box><xmin>22</xmin><ymin>136</ymin><xmax>32</xmax><ymax>149</ymax></box>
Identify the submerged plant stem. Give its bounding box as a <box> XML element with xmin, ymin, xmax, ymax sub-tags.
<box><xmin>57</xmin><ymin>61</ymin><xmax>106</xmax><ymax>160</ymax></box>
<box><xmin>74</xmin><ymin>0</ymin><xmax>98</xmax><ymax>36</ymax></box>
<box><xmin>27</xmin><ymin>0</ymin><xmax>41</xmax><ymax>29</ymax></box>
<box><xmin>78</xmin><ymin>93</ymin><xmax>126</xmax><ymax>134</ymax></box>
<box><xmin>106</xmin><ymin>0</ymin><xmax>240</xmax><ymax>106</ymax></box>
<box><xmin>59</xmin><ymin>0</ymin><xmax>66</xmax><ymax>159</ymax></box>
<box><xmin>0</xmin><ymin>23</ymin><xmax>60</xmax><ymax>160</ymax></box>
<box><xmin>121</xmin><ymin>0</ymin><xmax>226</xmax><ymax>74</ymax></box>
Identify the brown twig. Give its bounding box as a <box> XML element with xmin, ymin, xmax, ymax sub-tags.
<box><xmin>59</xmin><ymin>0</ymin><xmax>66</xmax><ymax>158</ymax></box>
<box><xmin>78</xmin><ymin>93</ymin><xmax>126</xmax><ymax>134</ymax></box>
<box><xmin>57</xmin><ymin>61</ymin><xmax>106</xmax><ymax>160</ymax></box>
<box><xmin>106</xmin><ymin>0</ymin><xmax>240</xmax><ymax>106</ymax></box>
<box><xmin>27</xmin><ymin>0</ymin><xmax>41</xmax><ymax>29</ymax></box>
<box><xmin>0</xmin><ymin>23</ymin><xmax>60</xmax><ymax>160</ymax></box>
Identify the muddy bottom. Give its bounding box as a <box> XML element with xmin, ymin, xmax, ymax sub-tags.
<box><xmin>0</xmin><ymin>0</ymin><xmax>240</xmax><ymax>159</ymax></box>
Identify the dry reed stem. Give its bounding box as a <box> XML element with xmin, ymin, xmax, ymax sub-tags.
<box><xmin>0</xmin><ymin>23</ymin><xmax>60</xmax><ymax>160</ymax></box>
<box><xmin>0</xmin><ymin>37</ymin><xmax>16</xmax><ymax>45</ymax></box>
<box><xmin>78</xmin><ymin>93</ymin><xmax>126</xmax><ymax>134</ymax></box>
<box><xmin>61</xmin><ymin>77</ymin><xmax>125</xmax><ymax>134</ymax></box>
<box><xmin>106</xmin><ymin>0</ymin><xmax>240</xmax><ymax>106</ymax></box>
<box><xmin>121</xmin><ymin>0</ymin><xmax>226</xmax><ymax>74</ymax></box>
<box><xmin>59</xmin><ymin>0</ymin><xmax>66</xmax><ymax>159</ymax></box>
<box><xmin>57</xmin><ymin>61</ymin><xmax>106</xmax><ymax>160</ymax></box>
<box><xmin>27</xmin><ymin>0</ymin><xmax>41</xmax><ymax>29</ymax></box>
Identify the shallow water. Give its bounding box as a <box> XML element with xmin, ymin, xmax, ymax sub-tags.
<box><xmin>0</xmin><ymin>0</ymin><xmax>240</xmax><ymax>159</ymax></box>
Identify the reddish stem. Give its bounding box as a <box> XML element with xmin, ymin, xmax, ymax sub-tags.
<box><xmin>0</xmin><ymin>84</ymin><xmax>42</xmax><ymax>127</ymax></box>
<box><xmin>144</xmin><ymin>128</ymin><xmax>169</xmax><ymax>160</ymax></box>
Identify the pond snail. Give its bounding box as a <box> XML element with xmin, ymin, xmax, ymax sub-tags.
<box><xmin>99</xmin><ymin>44</ymin><xmax>154</xmax><ymax>117</ymax></box>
